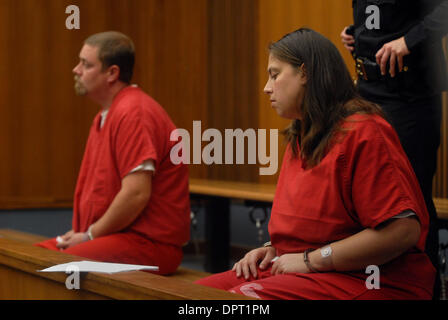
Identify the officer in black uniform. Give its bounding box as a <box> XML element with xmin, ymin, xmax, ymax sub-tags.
<box><xmin>341</xmin><ymin>0</ymin><xmax>448</xmax><ymax>298</ymax></box>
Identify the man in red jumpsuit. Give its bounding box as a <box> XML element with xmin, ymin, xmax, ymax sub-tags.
<box><xmin>36</xmin><ymin>31</ymin><xmax>190</xmax><ymax>275</ymax></box>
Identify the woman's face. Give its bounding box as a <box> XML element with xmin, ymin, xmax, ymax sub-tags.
<box><xmin>263</xmin><ymin>54</ymin><xmax>307</xmax><ymax>120</ymax></box>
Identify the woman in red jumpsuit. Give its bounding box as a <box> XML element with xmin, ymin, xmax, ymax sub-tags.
<box><xmin>195</xmin><ymin>28</ymin><xmax>435</xmax><ymax>300</ymax></box>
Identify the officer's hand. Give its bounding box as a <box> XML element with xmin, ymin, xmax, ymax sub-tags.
<box><xmin>375</xmin><ymin>37</ymin><xmax>410</xmax><ymax>78</ymax></box>
<box><xmin>340</xmin><ymin>26</ymin><xmax>355</xmax><ymax>52</ymax></box>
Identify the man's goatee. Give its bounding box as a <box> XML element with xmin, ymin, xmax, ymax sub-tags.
<box><xmin>74</xmin><ymin>79</ymin><xmax>87</xmax><ymax>96</ymax></box>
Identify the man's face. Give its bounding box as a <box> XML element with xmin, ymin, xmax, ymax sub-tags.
<box><xmin>72</xmin><ymin>44</ymin><xmax>108</xmax><ymax>97</ymax></box>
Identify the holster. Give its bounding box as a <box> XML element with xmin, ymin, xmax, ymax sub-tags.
<box><xmin>355</xmin><ymin>56</ymin><xmax>382</xmax><ymax>81</ymax></box>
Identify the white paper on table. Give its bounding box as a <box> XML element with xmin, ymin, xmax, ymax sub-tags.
<box><xmin>37</xmin><ymin>260</ymin><xmax>159</xmax><ymax>274</ymax></box>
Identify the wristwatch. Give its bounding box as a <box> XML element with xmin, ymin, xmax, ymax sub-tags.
<box><xmin>321</xmin><ymin>246</ymin><xmax>332</xmax><ymax>258</ymax></box>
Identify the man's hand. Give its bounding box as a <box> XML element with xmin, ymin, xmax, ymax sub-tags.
<box><xmin>340</xmin><ymin>26</ymin><xmax>355</xmax><ymax>52</ymax></box>
<box><xmin>56</xmin><ymin>229</ymin><xmax>88</xmax><ymax>250</ymax></box>
<box><xmin>375</xmin><ymin>36</ymin><xmax>410</xmax><ymax>77</ymax></box>
<box><xmin>232</xmin><ymin>246</ymin><xmax>276</xmax><ymax>280</ymax></box>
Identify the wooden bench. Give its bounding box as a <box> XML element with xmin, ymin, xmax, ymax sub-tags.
<box><xmin>189</xmin><ymin>178</ymin><xmax>448</xmax><ymax>272</ymax></box>
<box><xmin>0</xmin><ymin>229</ymin><xmax>210</xmax><ymax>283</ymax></box>
<box><xmin>0</xmin><ymin>229</ymin><xmax>249</xmax><ymax>300</ymax></box>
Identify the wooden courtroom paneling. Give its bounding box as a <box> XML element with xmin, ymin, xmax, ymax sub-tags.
<box><xmin>0</xmin><ymin>0</ymin><xmax>209</xmax><ymax>209</ymax></box>
<box><xmin>206</xmin><ymin>0</ymin><xmax>260</xmax><ymax>182</ymax></box>
<box><xmin>256</xmin><ymin>0</ymin><xmax>355</xmax><ymax>184</ymax></box>
<box><xmin>0</xmin><ymin>264</ymin><xmax>108</xmax><ymax>299</ymax></box>
<box><xmin>0</xmin><ymin>0</ymin><xmax>446</xmax><ymax>209</ymax></box>
<box><xmin>432</xmin><ymin>36</ymin><xmax>448</xmax><ymax>198</ymax></box>
<box><xmin>433</xmin><ymin>93</ymin><xmax>448</xmax><ymax>198</ymax></box>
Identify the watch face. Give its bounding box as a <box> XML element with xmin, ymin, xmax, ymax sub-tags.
<box><xmin>321</xmin><ymin>247</ymin><xmax>332</xmax><ymax>258</ymax></box>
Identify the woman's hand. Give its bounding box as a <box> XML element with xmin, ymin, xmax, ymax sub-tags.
<box><xmin>56</xmin><ymin>229</ymin><xmax>88</xmax><ymax>250</ymax></box>
<box><xmin>271</xmin><ymin>253</ymin><xmax>310</xmax><ymax>275</ymax></box>
<box><xmin>232</xmin><ymin>246</ymin><xmax>276</xmax><ymax>280</ymax></box>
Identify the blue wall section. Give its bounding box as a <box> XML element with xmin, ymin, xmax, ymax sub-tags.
<box><xmin>0</xmin><ymin>203</ymin><xmax>271</xmax><ymax>247</ymax></box>
<box><xmin>1</xmin><ymin>205</ymin><xmax>447</xmax><ymax>275</ymax></box>
<box><xmin>190</xmin><ymin>203</ymin><xmax>271</xmax><ymax>249</ymax></box>
<box><xmin>0</xmin><ymin>209</ymin><xmax>72</xmax><ymax>238</ymax></box>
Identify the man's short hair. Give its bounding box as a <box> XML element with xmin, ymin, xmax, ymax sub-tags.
<box><xmin>84</xmin><ymin>31</ymin><xmax>135</xmax><ymax>84</ymax></box>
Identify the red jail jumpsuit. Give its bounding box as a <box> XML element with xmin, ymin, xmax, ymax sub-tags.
<box><xmin>36</xmin><ymin>86</ymin><xmax>190</xmax><ymax>275</ymax></box>
<box><xmin>196</xmin><ymin>113</ymin><xmax>435</xmax><ymax>299</ymax></box>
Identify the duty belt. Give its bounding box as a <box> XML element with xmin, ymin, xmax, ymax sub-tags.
<box><xmin>355</xmin><ymin>56</ymin><xmax>409</xmax><ymax>81</ymax></box>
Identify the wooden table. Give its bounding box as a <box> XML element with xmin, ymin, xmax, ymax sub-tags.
<box><xmin>189</xmin><ymin>179</ymin><xmax>276</xmax><ymax>203</ymax></box>
<box><xmin>434</xmin><ymin>198</ymin><xmax>448</xmax><ymax>221</ymax></box>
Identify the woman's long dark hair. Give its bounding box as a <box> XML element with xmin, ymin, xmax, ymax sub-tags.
<box><xmin>269</xmin><ymin>28</ymin><xmax>384</xmax><ymax>168</ymax></box>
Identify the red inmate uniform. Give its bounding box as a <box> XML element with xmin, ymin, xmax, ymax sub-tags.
<box><xmin>36</xmin><ymin>86</ymin><xmax>190</xmax><ymax>275</ymax></box>
<box><xmin>196</xmin><ymin>114</ymin><xmax>435</xmax><ymax>299</ymax></box>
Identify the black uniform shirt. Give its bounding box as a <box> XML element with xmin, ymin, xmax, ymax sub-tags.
<box><xmin>352</xmin><ymin>0</ymin><xmax>448</xmax><ymax>98</ymax></box>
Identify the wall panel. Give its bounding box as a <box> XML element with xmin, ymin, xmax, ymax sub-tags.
<box><xmin>0</xmin><ymin>0</ymin><xmax>446</xmax><ymax>209</ymax></box>
<box><xmin>206</xmin><ymin>0</ymin><xmax>260</xmax><ymax>182</ymax></box>
<box><xmin>0</xmin><ymin>0</ymin><xmax>209</xmax><ymax>208</ymax></box>
<box><xmin>434</xmin><ymin>92</ymin><xmax>448</xmax><ymax>198</ymax></box>
<box><xmin>256</xmin><ymin>0</ymin><xmax>355</xmax><ymax>184</ymax></box>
